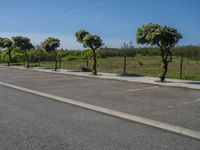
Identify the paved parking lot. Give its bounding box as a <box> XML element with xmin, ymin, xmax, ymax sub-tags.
<box><xmin>0</xmin><ymin>67</ymin><xmax>200</xmax><ymax>132</ymax></box>
<box><xmin>0</xmin><ymin>84</ymin><xmax>200</xmax><ymax>149</ymax></box>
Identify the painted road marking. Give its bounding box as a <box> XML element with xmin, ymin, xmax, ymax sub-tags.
<box><xmin>0</xmin><ymin>81</ymin><xmax>200</xmax><ymax>140</ymax></box>
<box><xmin>128</xmin><ymin>86</ymin><xmax>159</xmax><ymax>92</ymax></box>
<box><xmin>169</xmin><ymin>99</ymin><xmax>200</xmax><ymax>108</ymax></box>
<box><xmin>195</xmin><ymin>99</ymin><xmax>200</xmax><ymax>102</ymax></box>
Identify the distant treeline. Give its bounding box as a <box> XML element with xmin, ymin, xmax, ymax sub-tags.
<box><xmin>99</xmin><ymin>45</ymin><xmax>200</xmax><ymax>58</ymax></box>
<box><xmin>0</xmin><ymin>45</ymin><xmax>200</xmax><ymax>63</ymax></box>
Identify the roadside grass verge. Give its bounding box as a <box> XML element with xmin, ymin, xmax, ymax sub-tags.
<box><xmin>4</xmin><ymin>55</ymin><xmax>200</xmax><ymax>81</ymax></box>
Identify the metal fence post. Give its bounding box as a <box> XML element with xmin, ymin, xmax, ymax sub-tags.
<box><xmin>123</xmin><ymin>56</ymin><xmax>127</xmax><ymax>75</ymax></box>
<box><xmin>86</xmin><ymin>56</ymin><xmax>89</xmax><ymax>69</ymax></box>
<box><xmin>59</xmin><ymin>58</ymin><xmax>62</xmax><ymax>69</ymax></box>
<box><xmin>179</xmin><ymin>56</ymin><xmax>183</xmax><ymax>79</ymax></box>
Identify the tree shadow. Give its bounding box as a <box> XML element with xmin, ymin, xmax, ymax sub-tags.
<box><xmin>67</xmin><ymin>70</ymin><xmax>81</xmax><ymax>72</ymax></box>
<box><xmin>154</xmin><ymin>80</ymin><xmax>174</xmax><ymax>83</ymax></box>
<box><xmin>185</xmin><ymin>82</ymin><xmax>200</xmax><ymax>85</ymax></box>
<box><xmin>118</xmin><ymin>73</ymin><xmax>143</xmax><ymax>77</ymax></box>
<box><xmin>154</xmin><ymin>80</ymin><xmax>200</xmax><ymax>85</ymax></box>
<box><xmin>11</xmin><ymin>63</ymin><xmax>23</xmax><ymax>66</ymax></box>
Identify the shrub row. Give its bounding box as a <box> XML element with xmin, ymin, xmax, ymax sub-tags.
<box><xmin>1</xmin><ymin>45</ymin><xmax>200</xmax><ymax>63</ymax></box>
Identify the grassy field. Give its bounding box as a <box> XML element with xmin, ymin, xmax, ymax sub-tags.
<box><xmin>15</xmin><ymin>55</ymin><xmax>200</xmax><ymax>81</ymax></box>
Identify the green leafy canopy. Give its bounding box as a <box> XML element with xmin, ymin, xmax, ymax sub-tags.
<box><xmin>75</xmin><ymin>30</ymin><xmax>90</xmax><ymax>43</ymax></box>
<box><xmin>41</xmin><ymin>37</ymin><xmax>60</xmax><ymax>53</ymax></box>
<box><xmin>0</xmin><ymin>37</ymin><xmax>13</xmax><ymax>49</ymax></box>
<box><xmin>0</xmin><ymin>37</ymin><xmax>4</xmax><ymax>47</ymax></box>
<box><xmin>12</xmin><ymin>36</ymin><xmax>33</xmax><ymax>50</ymax></box>
<box><xmin>136</xmin><ymin>23</ymin><xmax>182</xmax><ymax>49</ymax></box>
<box><xmin>2</xmin><ymin>38</ymin><xmax>13</xmax><ymax>48</ymax></box>
<box><xmin>75</xmin><ymin>30</ymin><xmax>103</xmax><ymax>50</ymax></box>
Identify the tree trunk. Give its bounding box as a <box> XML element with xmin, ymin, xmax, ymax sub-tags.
<box><xmin>59</xmin><ymin>57</ymin><xmax>61</xmax><ymax>69</ymax></box>
<box><xmin>160</xmin><ymin>61</ymin><xmax>168</xmax><ymax>82</ymax></box>
<box><xmin>53</xmin><ymin>50</ymin><xmax>58</xmax><ymax>71</ymax></box>
<box><xmin>24</xmin><ymin>50</ymin><xmax>30</xmax><ymax>68</ymax></box>
<box><xmin>8</xmin><ymin>49</ymin><xmax>12</xmax><ymax>66</ymax></box>
<box><xmin>159</xmin><ymin>48</ymin><xmax>172</xmax><ymax>82</ymax></box>
<box><xmin>38</xmin><ymin>58</ymin><xmax>41</xmax><ymax>67</ymax></box>
<box><xmin>179</xmin><ymin>56</ymin><xmax>183</xmax><ymax>79</ymax></box>
<box><xmin>92</xmin><ymin>49</ymin><xmax>97</xmax><ymax>75</ymax></box>
<box><xmin>55</xmin><ymin>57</ymin><xmax>58</xmax><ymax>71</ymax></box>
<box><xmin>86</xmin><ymin>56</ymin><xmax>89</xmax><ymax>69</ymax></box>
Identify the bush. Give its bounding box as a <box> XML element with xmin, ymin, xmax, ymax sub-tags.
<box><xmin>136</xmin><ymin>47</ymin><xmax>160</xmax><ymax>56</ymax></box>
<box><xmin>96</xmin><ymin>48</ymin><xmax>137</xmax><ymax>58</ymax></box>
<box><xmin>1</xmin><ymin>45</ymin><xmax>199</xmax><ymax>64</ymax></box>
<box><xmin>1</xmin><ymin>49</ymin><xmax>9</xmax><ymax>63</ymax></box>
<box><xmin>172</xmin><ymin>45</ymin><xmax>200</xmax><ymax>58</ymax></box>
<box><xmin>80</xmin><ymin>67</ymin><xmax>92</xmax><ymax>72</ymax></box>
<box><xmin>29</xmin><ymin>49</ymin><xmax>50</xmax><ymax>62</ymax></box>
<box><xmin>12</xmin><ymin>48</ymin><xmax>25</xmax><ymax>63</ymax></box>
<box><xmin>61</xmin><ymin>50</ymin><xmax>84</xmax><ymax>57</ymax></box>
<box><xmin>62</xmin><ymin>56</ymin><xmax>80</xmax><ymax>61</ymax></box>
<box><xmin>12</xmin><ymin>52</ymin><xmax>26</xmax><ymax>62</ymax></box>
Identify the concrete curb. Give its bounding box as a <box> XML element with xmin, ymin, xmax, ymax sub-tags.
<box><xmin>0</xmin><ymin>81</ymin><xmax>200</xmax><ymax>140</ymax></box>
<box><xmin>1</xmin><ymin>66</ymin><xmax>200</xmax><ymax>90</ymax></box>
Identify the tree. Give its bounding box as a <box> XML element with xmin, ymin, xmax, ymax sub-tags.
<box><xmin>12</xmin><ymin>36</ymin><xmax>33</xmax><ymax>68</ymax></box>
<box><xmin>75</xmin><ymin>30</ymin><xmax>103</xmax><ymax>75</ymax></box>
<box><xmin>0</xmin><ymin>38</ymin><xmax>4</xmax><ymax>63</ymax></box>
<box><xmin>0</xmin><ymin>37</ymin><xmax>4</xmax><ymax>47</ymax></box>
<box><xmin>41</xmin><ymin>37</ymin><xmax>60</xmax><ymax>71</ymax></box>
<box><xmin>2</xmin><ymin>38</ymin><xmax>13</xmax><ymax>66</ymax></box>
<box><xmin>136</xmin><ymin>23</ymin><xmax>182</xmax><ymax>82</ymax></box>
<box><xmin>0</xmin><ymin>37</ymin><xmax>13</xmax><ymax>66</ymax></box>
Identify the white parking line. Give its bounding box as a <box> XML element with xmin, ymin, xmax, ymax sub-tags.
<box><xmin>168</xmin><ymin>99</ymin><xmax>200</xmax><ymax>108</ymax></box>
<box><xmin>128</xmin><ymin>86</ymin><xmax>159</xmax><ymax>92</ymax></box>
<box><xmin>0</xmin><ymin>81</ymin><xmax>200</xmax><ymax>140</ymax></box>
<box><xmin>195</xmin><ymin>99</ymin><xmax>200</xmax><ymax>102</ymax></box>
<box><xmin>175</xmin><ymin>99</ymin><xmax>200</xmax><ymax>107</ymax></box>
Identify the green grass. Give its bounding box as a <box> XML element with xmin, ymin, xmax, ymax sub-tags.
<box><xmin>13</xmin><ymin>55</ymin><xmax>200</xmax><ymax>81</ymax></box>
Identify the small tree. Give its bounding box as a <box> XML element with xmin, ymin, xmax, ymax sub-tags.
<box><xmin>3</xmin><ymin>38</ymin><xmax>13</xmax><ymax>66</ymax></box>
<box><xmin>41</xmin><ymin>37</ymin><xmax>60</xmax><ymax>71</ymax></box>
<box><xmin>136</xmin><ymin>23</ymin><xmax>182</xmax><ymax>82</ymax></box>
<box><xmin>12</xmin><ymin>36</ymin><xmax>33</xmax><ymax>68</ymax></box>
<box><xmin>75</xmin><ymin>30</ymin><xmax>103</xmax><ymax>75</ymax></box>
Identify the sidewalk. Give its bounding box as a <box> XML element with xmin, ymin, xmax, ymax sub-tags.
<box><xmin>4</xmin><ymin>65</ymin><xmax>200</xmax><ymax>90</ymax></box>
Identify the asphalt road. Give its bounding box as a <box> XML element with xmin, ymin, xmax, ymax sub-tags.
<box><xmin>0</xmin><ymin>67</ymin><xmax>199</xmax><ymax>132</ymax></box>
<box><xmin>0</xmin><ymin>85</ymin><xmax>200</xmax><ymax>150</ymax></box>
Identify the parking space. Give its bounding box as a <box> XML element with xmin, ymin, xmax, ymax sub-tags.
<box><xmin>1</xmin><ymin>85</ymin><xmax>199</xmax><ymax>149</ymax></box>
<box><xmin>0</xmin><ymin>67</ymin><xmax>200</xmax><ymax>131</ymax></box>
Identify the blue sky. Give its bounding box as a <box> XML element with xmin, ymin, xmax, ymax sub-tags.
<box><xmin>0</xmin><ymin>0</ymin><xmax>199</xmax><ymax>49</ymax></box>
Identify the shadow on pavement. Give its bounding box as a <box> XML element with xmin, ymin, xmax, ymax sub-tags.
<box><xmin>118</xmin><ymin>73</ymin><xmax>143</xmax><ymax>77</ymax></box>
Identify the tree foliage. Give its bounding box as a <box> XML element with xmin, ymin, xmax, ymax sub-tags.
<box><xmin>12</xmin><ymin>36</ymin><xmax>33</xmax><ymax>51</ymax></box>
<box><xmin>136</xmin><ymin>23</ymin><xmax>182</xmax><ymax>82</ymax></box>
<box><xmin>0</xmin><ymin>37</ymin><xmax>4</xmax><ymax>47</ymax></box>
<box><xmin>75</xmin><ymin>30</ymin><xmax>90</xmax><ymax>44</ymax></box>
<box><xmin>41</xmin><ymin>37</ymin><xmax>60</xmax><ymax>71</ymax></box>
<box><xmin>3</xmin><ymin>38</ymin><xmax>13</xmax><ymax>66</ymax></box>
<box><xmin>0</xmin><ymin>37</ymin><xmax>13</xmax><ymax>66</ymax></box>
<box><xmin>12</xmin><ymin>36</ymin><xmax>33</xmax><ymax>68</ymax></box>
<box><xmin>2</xmin><ymin>38</ymin><xmax>13</xmax><ymax>49</ymax></box>
<box><xmin>75</xmin><ymin>30</ymin><xmax>103</xmax><ymax>75</ymax></box>
<box><xmin>41</xmin><ymin>37</ymin><xmax>60</xmax><ymax>53</ymax></box>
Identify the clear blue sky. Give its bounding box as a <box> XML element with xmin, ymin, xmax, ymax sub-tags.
<box><xmin>0</xmin><ymin>0</ymin><xmax>199</xmax><ymax>49</ymax></box>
